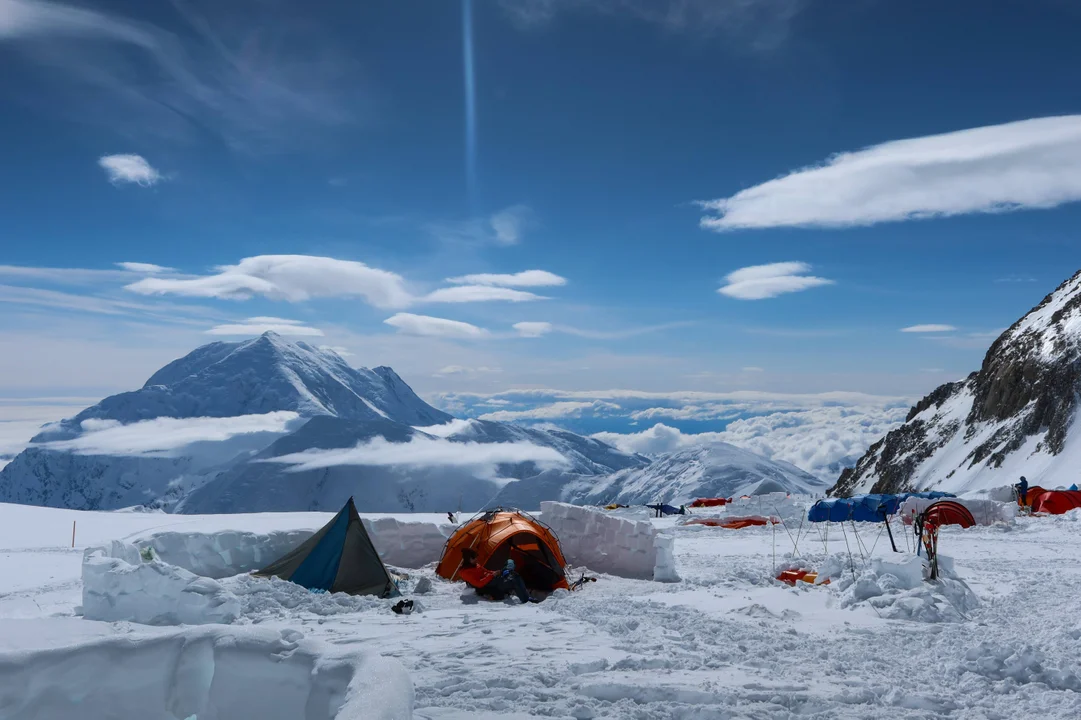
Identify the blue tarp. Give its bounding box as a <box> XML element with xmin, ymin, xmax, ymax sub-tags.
<box><xmin>647</xmin><ymin>503</ymin><xmax>684</xmax><ymax>516</ymax></box>
<box><xmin>807</xmin><ymin>491</ymin><xmax>955</xmax><ymax>523</ymax></box>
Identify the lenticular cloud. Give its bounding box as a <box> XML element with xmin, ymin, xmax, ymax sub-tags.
<box><xmin>700</xmin><ymin>115</ymin><xmax>1081</xmax><ymax>230</ymax></box>
<box><xmin>718</xmin><ymin>262</ymin><xmax>833</xmax><ymax>300</ymax></box>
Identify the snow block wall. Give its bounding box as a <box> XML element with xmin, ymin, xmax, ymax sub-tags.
<box><xmin>361</xmin><ymin>518</ymin><xmax>454</xmax><ymax>569</ymax></box>
<box><xmin>652</xmin><ymin>534</ymin><xmax>680</xmax><ymax>583</ymax></box>
<box><xmin>82</xmin><ymin>542</ymin><xmax>241</xmax><ymax>625</ymax></box>
<box><xmin>540</xmin><ymin>502</ymin><xmax>676</xmax><ymax>581</ymax></box>
<box><xmin>0</xmin><ymin>625</ymin><xmax>413</xmax><ymax>720</ymax></box>
<box><xmin>138</xmin><ymin>529</ymin><xmax>315</xmax><ymax>579</ymax></box>
<box><xmin>135</xmin><ymin>520</ymin><xmax>452</xmax><ymax>578</ymax></box>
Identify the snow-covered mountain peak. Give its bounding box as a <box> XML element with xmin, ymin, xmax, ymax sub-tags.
<box><xmin>833</xmin><ymin>270</ymin><xmax>1081</xmax><ymax>497</ymax></box>
<box><xmin>996</xmin><ymin>269</ymin><xmax>1081</xmax><ymax>361</ymax></box>
<box><xmin>31</xmin><ymin>333</ymin><xmax>451</xmax><ymax>443</ymax></box>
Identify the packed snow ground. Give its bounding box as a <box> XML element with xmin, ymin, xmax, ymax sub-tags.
<box><xmin>2</xmin><ymin>502</ymin><xmax>1080</xmax><ymax>718</ymax></box>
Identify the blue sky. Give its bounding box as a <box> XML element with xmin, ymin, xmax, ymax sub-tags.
<box><xmin>2</xmin><ymin>0</ymin><xmax>1081</xmax><ymax>414</ymax></box>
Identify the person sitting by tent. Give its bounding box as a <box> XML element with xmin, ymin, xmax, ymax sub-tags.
<box><xmin>458</xmin><ymin>548</ymin><xmax>537</xmax><ymax>604</ymax></box>
<box><xmin>1016</xmin><ymin>476</ymin><xmax>1029</xmax><ymax>506</ymax></box>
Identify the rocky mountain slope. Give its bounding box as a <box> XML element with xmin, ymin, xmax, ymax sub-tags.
<box><xmin>832</xmin><ymin>270</ymin><xmax>1081</xmax><ymax>497</ymax></box>
<box><xmin>494</xmin><ymin>441</ymin><xmax>826</xmax><ymax>507</ymax></box>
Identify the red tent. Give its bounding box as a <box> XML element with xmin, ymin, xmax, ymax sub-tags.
<box><xmin>690</xmin><ymin>497</ymin><xmax>728</xmax><ymax>508</ymax></box>
<box><xmin>1030</xmin><ymin>490</ymin><xmax>1081</xmax><ymax>515</ymax></box>
<box><xmin>922</xmin><ymin>500</ymin><xmax>976</xmax><ymax>530</ymax></box>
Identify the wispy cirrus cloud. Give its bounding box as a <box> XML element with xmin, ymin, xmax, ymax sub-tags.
<box><xmin>0</xmin><ymin>0</ymin><xmax>364</xmax><ymax>149</ymax></box>
<box><xmin>98</xmin><ymin>154</ymin><xmax>162</xmax><ymax>186</ymax></box>
<box><xmin>0</xmin><ymin>283</ymin><xmax>219</xmax><ymax>322</ymax></box>
<box><xmin>384</xmin><ymin>313</ymin><xmax>490</xmax><ymax>339</ymax></box>
<box><xmin>700</xmin><ymin>115</ymin><xmax>1081</xmax><ymax>231</ymax></box>
<box><xmin>488</xmin><ymin>204</ymin><xmax>532</xmax><ymax>245</ymax></box>
<box><xmin>718</xmin><ymin>262</ymin><xmax>833</xmax><ymax>300</ymax></box>
<box><xmin>498</xmin><ymin>0</ymin><xmax>807</xmax><ymax>50</ymax></box>
<box><xmin>0</xmin><ymin>0</ymin><xmax>153</xmax><ymax>41</ymax></box>
<box><xmin>427</xmin><ymin>205</ymin><xmax>535</xmax><ymax>247</ymax></box>
<box><xmin>447</xmin><ymin>270</ymin><xmax>566</xmax><ymax>287</ymax></box>
<box><xmin>555</xmin><ymin>321</ymin><xmax>695</xmax><ymax>340</ymax></box>
<box><xmin>0</xmin><ymin>265</ymin><xmax>136</xmax><ymax>284</ymax></box>
<box><xmin>205</xmin><ymin>317</ymin><xmax>323</xmax><ymax>336</ymax></box>
<box><xmin>900</xmin><ymin>324</ymin><xmax>956</xmax><ymax>333</ymax></box>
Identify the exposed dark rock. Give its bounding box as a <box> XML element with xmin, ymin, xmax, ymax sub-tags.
<box><xmin>830</xmin><ymin>270</ymin><xmax>1081</xmax><ymax>497</ymax></box>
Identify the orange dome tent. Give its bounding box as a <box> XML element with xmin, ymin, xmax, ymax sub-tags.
<box><xmin>437</xmin><ymin>509</ymin><xmax>570</xmax><ymax>591</ymax></box>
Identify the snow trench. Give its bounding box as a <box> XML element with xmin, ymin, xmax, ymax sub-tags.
<box><xmin>0</xmin><ymin>626</ymin><xmax>413</xmax><ymax>720</ymax></box>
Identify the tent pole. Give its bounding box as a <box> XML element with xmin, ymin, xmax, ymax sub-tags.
<box><xmin>884</xmin><ymin>517</ymin><xmax>898</xmax><ymax>553</ymax></box>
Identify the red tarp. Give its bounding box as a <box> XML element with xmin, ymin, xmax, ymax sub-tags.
<box><xmin>690</xmin><ymin>497</ymin><xmax>729</xmax><ymax>508</ymax></box>
<box><xmin>685</xmin><ymin>515</ymin><xmax>777</xmax><ymax>530</ymax></box>
<box><xmin>1030</xmin><ymin>490</ymin><xmax>1081</xmax><ymax>515</ymax></box>
<box><xmin>776</xmin><ymin>569</ymin><xmax>829</xmax><ymax>586</ymax></box>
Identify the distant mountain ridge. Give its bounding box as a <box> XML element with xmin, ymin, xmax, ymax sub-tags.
<box><xmin>493</xmin><ymin>440</ymin><xmax>827</xmax><ymax>507</ymax></box>
<box><xmin>832</xmin><ymin>270</ymin><xmax>1081</xmax><ymax>497</ymax></box>
<box><xmin>0</xmin><ymin>333</ymin><xmax>647</xmax><ymax>512</ymax></box>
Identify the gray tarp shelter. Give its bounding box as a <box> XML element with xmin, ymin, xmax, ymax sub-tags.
<box><xmin>254</xmin><ymin>497</ymin><xmax>397</xmax><ymax>597</ymax></box>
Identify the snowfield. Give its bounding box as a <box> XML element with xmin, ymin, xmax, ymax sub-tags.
<box><xmin>2</xmin><ymin>501</ymin><xmax>1080</xmax><ymax>718</ymax></box>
